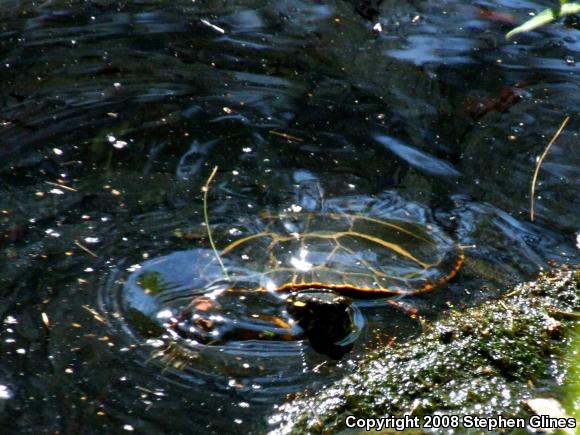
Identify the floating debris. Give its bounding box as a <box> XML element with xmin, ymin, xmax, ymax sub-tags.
<box><xmin>201</xmin><ymin>19</ymin><xmax>225</xmax><ymax>34</ymax></box>
<box><xmin>74</xmin><ymin>240</ymin><xmax>98</xmax><ymax>258</ymax></box>
<box><xmin>41</xmin><ymin>312</ymin><xmax>50</xmax><ymax>328</ymax></box>
<box><xmin>81</xmin><ymin>305</ymin><xmax>106</xmax><ymax>323</ymax></box>
<box><xmin>530</xmin><ymin>116</ymin><xmax>570</xmax><ymax>222</ymax></box>
<box><xmin>269</xmin><ymin>130</ymin><xmax>303</xmax><ymax>142</ymax></box>
<box><xmin>45</xmin><ymin>181</ymin><xmax>78</xmax><ymax>192</ymax></box>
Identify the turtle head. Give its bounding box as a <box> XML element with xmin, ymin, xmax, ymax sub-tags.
<box><xmin>286</xmin><ymin>289</ymin><xmax>362</xmax><ymax>358</ymax></box>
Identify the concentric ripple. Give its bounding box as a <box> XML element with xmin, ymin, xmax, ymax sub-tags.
<box><xmin>100</xmin><ymin>203</ymin><xmax>464</xmax><ymax>390</ymax></box>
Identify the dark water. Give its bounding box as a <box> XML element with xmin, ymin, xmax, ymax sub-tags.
<box><xmin>0</xmin><ymin>0</ymin><xmax>578</xmax><ymax>433</ymax></box>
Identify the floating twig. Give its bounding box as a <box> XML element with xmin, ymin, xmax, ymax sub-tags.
<box><xmin>74</xmin><ymin>240</ymin><xmax>98</xmax><ymax>258</ymax></box>
<box><xmin>81</xmin><ymin>305</ymin><xmax>106</xmax><ymax>323</ymax></box>
<box><xmin>269</xmin><ymin>130</ymin><xmax>303</xmax><ymax>142</ymax></box>
<box><xmin>306</xmin><ymin>399</ymin><xmax>324</xmax><ymax>429</ymax></box>
<box><xmin>45</xmin><ymin>181</ymin><xmax>78</xmax><ymax>192</ymax></box>
<box><xmin>200</xmin><ymin>19</ymin><xmax>225</xmax><ymax>34</ymax></box>
<box><xmin>530</xmin><ymin>116</ymin><xmax>570</xmax><ymax>222</ymax></box>
<box><xmin>203</xmin><ymin>166</ymin><xmax>229</xmax><ymax>281</ymax></box>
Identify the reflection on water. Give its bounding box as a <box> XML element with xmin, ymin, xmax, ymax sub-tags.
<box><xmin>0</xmin><ymin>0</ymin><xmax>578</xmax><ymax>432</ymax></box>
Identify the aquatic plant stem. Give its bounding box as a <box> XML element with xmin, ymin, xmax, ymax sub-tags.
<box><xmin>203</xmin><ymin>166</ymin><xmax>230</xmax><ymax>281</ymax></box>
<box><xmin>530</xmin><ymin>116</ymin><xmax>570</xmax><ymax>222</ymax></box>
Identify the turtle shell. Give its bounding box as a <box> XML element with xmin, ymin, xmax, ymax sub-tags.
<box><xmin>216</xmin><ymin>212</ymin><xmax>464</xmax><ymax>295</ymax></box>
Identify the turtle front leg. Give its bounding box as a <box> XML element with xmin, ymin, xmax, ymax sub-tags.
<box><xmin>386</xmin><ymin>299</ymin><xmax>420</xmax><ymax>316</ymax></box>
<box><xmin>386</xmin><ymin>298</ymin><xmax>431</xmax><ymax>332</ymax></box>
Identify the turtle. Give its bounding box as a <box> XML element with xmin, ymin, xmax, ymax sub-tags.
<box><xmin>166</xmin><ymin>211</ymin><xmax>464</xmax><ymax>355</ymax></box>
<box><xmin>216</xmin><ymin>212</ymin><xmax>464</xmax><ymax>295</ymax></box>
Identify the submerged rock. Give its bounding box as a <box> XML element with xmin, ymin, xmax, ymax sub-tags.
<box><xmin>268</xmin><ymin>267</ymin><xmax>580</xmax><ymax>434</ymax></box>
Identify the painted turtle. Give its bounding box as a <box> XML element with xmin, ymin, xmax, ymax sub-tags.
<box><xmin>167</xmin><ymin>211</ymin><xmax>464</xmax><ymax>355</ymax></box>
<box><xmin>213</xmin><ymin>211</ymin><xmax>464</xmax><ymax>296</ymax></box>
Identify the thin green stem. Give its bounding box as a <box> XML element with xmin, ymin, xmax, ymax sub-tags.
<box><xmin>530</xmin><ymin>116</ymin><xmax>569</xmax><ymax>222</ymax></box>
<box><xmin>203</xmin><ymin>166</ymin><xmax>229</xmax><ymax>281</ymax></box>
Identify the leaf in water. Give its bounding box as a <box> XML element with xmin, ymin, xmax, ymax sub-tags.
<box><xmin>373</xmin><ymin>134</ymin><xmax>461</xmax><ymax>177</ymax></box>
<box><xmin>506</xmin><ymin>3</ymin><xmax>580</xmax><ymax>40</ymax></box>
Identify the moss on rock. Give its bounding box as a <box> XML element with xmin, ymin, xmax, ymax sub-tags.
<box><xmin>268</xmin><ymin>267</ymin><xmax>580</xmax><ymax>434</ymax></box>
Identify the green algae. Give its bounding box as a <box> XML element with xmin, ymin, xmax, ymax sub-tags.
<box><xmin>268</xmin><ymin>268</ymin><xmax>580</xmax><ymax>434</ymax></box>
<box><xmin>136</xmin><ymin>271</ymin><xmax>164</xmax><ymax>295</ymax></box>
<box><xmin>564</xmin><ymin>323</ymin><xmax>580</xmax><ymax>423</ymax></box>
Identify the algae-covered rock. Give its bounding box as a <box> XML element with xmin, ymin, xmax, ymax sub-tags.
<box><xmin>268</xmin><ymin>267</ymin><xmax>580</xmax><ymax>434</ymax></box>
<box><xmin>564</xmin><ymin>322</ymin><xmax>580</xmax><ymax>424</ymax></box>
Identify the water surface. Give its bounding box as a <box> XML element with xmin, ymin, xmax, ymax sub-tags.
<box><xmin>0</xmin><ymin>0</ymin><xmax>578</xmax><ymax>433</ymax></box>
